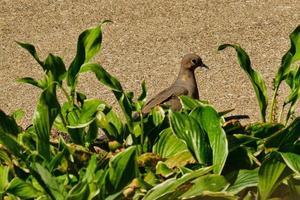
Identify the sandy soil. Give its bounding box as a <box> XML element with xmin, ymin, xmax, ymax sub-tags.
<box><xmin>1</xmin><ymin>0</ymin><xmax>300</xmax><ymax>126</ymax></box>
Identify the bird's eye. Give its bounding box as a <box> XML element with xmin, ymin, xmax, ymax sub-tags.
<box><xmin>191</xmin><ymin>59</ymin><xmax>197</xmax><ymax>65</ymax></box>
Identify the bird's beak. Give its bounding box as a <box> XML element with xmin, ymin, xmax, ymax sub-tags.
<box><xmin>201</xmin><ymin>63</ymin><xmax>209</xmax><ymax>69</ymax></box>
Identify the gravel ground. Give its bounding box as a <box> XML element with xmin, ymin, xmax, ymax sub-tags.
<box><xmin>1</xmin><ymin>0</ymin><xmax>300</xmax><ymax>126</ymax></box>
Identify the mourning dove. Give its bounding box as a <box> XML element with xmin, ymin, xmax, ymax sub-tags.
<box><xmin>142</xmin><ymin>53</ymin><xmax>208</xmax><ymax>114</ymax></box>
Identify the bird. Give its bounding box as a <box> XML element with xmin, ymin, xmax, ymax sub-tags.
<box><xmin>141</xmin><ymin>53</ymin><xmax>208</xmax><ymax>115</ymax></box>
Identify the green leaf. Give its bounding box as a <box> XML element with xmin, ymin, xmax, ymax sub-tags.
<box><xmin>0</xmin><ymin>149</ymin><xmax>11</xmax><ymax>164</ymax></box>
<box><xmin>246</xmin><ymin>122</ymin><xmax>284</xmax><ymax>138</ymax></box>
<box><xmin>180</xmin><ymin>174</ymin><xmax>229</xmax><ymax>199</ymax></box>
<box><xmin>285</xmin><ymin>66</ymin><xmax>300</xmax><ymax>104</ymax></box>
<box><xmin>156</xmin><ymin>161</ymin><xmax>174</xmax><ymax>178</ymax></box>
<box><xmin>85</xmin><ymin>121</ymin><xmax>98</xmax><ymax>146</ymax></box>
<box><xmin>143</xmin><ymin>166</ymin><xmax>213</xmax><ymax>200</ymax></box>
<box><xmin>150</xmin><ymin>106</ymin><xmax>165</xmax><ymax>126</ymax></box>
<box><xmin>0</xmin><ymin>109</ymin><xmax>21</xmax><ymax>136</ymax></box>
<box><xmin>190</xmin><ymin>106</ymin><xmax>228</xmax><ymax>174</ymax></box>
<box><xmin>106</xmin><ymin>110</ymin><xmax>124</xmax><ymax>137</ymax></box>
<box><xmin>16</xmin><ymin>41</ymin><xmax>44</xmax><ymax>67</ymax></box>
<box><xmin>60</xmin><ymin>102</ymin><xmax>83</xmax><ymax>144</ymax></box>
<box><xmin>33</xmin><ymin>85</ymin><xmax>60</xmax><ymax>160</ymax></box>
<box><xmin>274</xmin><ymin>25</ymin><xmax>300</xmax><ymax>88</ymax></box>
<box><xmin>153</xmin><ymin>128</ymin><xmax>189</xmax><ymax>159</ymax></box>
<box><xmin>83</xmin><ymin>154</ymin><xmax>98</xmax><ymax>183</ymax></box>
<box><xmin>11</xmin><ymin>109</ymin><xmax>25</xmax><ymax>123</ymax></box>
<box><xmin>67</xmin><ymin>24</ymin><xmax>106</xmax><ymax>91</ymax></box>
<box><xmin>287</xmin><ymin>177</ymin><xmax>300</xmax><ymax>199</ymax></box>
<box><xmin>138</xmin><ymin>80</ymin><xmax>147</xmax><ymax>101</ymax></box>
<box><xmin>48</xmin><ymin>147</ymin><xmax>69</xmax><ymax>172</ymax></box>
<box><xmin>169</xmin><ymin>111</ymin><xmax>212</xmax><ymax>165</ymax></box>
<box><xmin>227</xmin><ymin>168</ymin><xmax>259</xmax><ymax>194</ymax></box>
<box><xmin>67</xmin><ymin>182</ymin><xmax>89</xmax><ymax>200</ymax></box>
<box><xmin>80</xmin><ymin>63</ymin><xmax>122</xmax><ymax>92</ymax></box>
<box><xmin>258</xmin><ymin>153</ymin><xmax>287</xmax><ymax>200</ymax></box>
<box><xmin>281</xmin><ymin>152</ymin><xmax>300</xmax><ymax>175</ymax></box>
<box><xmin>67</xmin><ymin>99</ymin><xmax>107</xmax><ymax>128</ymax></box>
<box><xmin>108</xmin><ymin>146</ymin><xmax>139</xmax><ymax>193</ymax></box>
<box><xmin>265</xmin><ymin>117</ymin><xmax>300</xmax><ymax>149</ymax></box>
<box><xmin>0</xmin><ymin>165</ymin><xmax>9</xmax><ymax>193</ymax></box>
<box><xmin>80</xmin><ymin>63</ymin><xmax>133</xmax><ymax>129</ymax></box>
<box><xmin>179</xmin><ymin>95</ymin><xmax>207</xmax><ymax>111</ymax></box>
<box><xmin>227</xmin><ymin>134</ymin><xmax>259</xmax><ymax>153</ymax></box>
<box><xmin>18</xmin><ymin>77</ymin><xmax>44</xmax><ymax>89</ymax></box>
<box><xmin>0</xmin><ymin>132</ymin><xmax>25</xmax><ymax>160</ymax></box>
<box><xmin>284</xmin><ymin>66</ymin><xmax>300</xmax><ymax>122</ymax></box>
<box><xmin>96</xmin><ymin>110</ymin><xmax>125</xmax><ymax>142</ymax></box>
<box><xmin>35</xmin><ymin>163</ymin><xmax>66</xmax><ymax>200</ymax></box>
<box><xmin>44</xmin><ymin>54</ymin><xmax>66</xmax><ymax>85</ymax></box>
<box><xmin>218</xmin><ymin>44</ymin><xmax>268</xmax><ymax>122</ymax></box>
<box><xmin>6</xmin><ymin>178</ymin><xmax>41</xmax><ymax>199</ymax></box>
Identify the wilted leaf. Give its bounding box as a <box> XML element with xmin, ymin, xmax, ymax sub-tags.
<box><xmin>165</xmin><ymin>151</ymin><xmax>196</xmax><ymax>169</ymax></box>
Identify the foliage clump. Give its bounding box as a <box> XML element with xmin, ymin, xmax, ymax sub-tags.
<box><xmin>1</xmin><ymin>22</ymin><xmax>300</xmax><ymax>199</ymax></box>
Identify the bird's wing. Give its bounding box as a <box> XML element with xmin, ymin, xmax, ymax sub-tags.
<box><xmin>142</xmin><ymin>85</ymin><xmax>188</xmax><ymax>114</ymax></box>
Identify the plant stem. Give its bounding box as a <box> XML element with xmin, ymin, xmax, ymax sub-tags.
<box><xmin>269</xmin><ymin>87</ymin><xmax>279</xmax><ymax>122</ymax></box>
<box><xmin>285</xmin><ymin>103</ymin><xmax>293</xmax><ymax>125</ymax></box>
<box><xmin>140</xmin><ymin>112</ymin><xmax>144</xmax><ymax>153</ymax></box>
<box><xmin>278</xmin><ymin>104</ymin><xmax>285</xmax><ymax>124</ymax></box>
<box><xmin>60</xmin><ymin>85</ymin><xmax>72</xmax><ymax>103</ymax></box>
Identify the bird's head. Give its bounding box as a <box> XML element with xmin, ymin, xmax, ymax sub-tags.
<box><xmin>181</xmin><ymin>53</ymin><xmax>208</xmax><ymax>70</ymax></box>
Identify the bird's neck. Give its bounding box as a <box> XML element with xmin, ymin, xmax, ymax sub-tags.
<box><xmin>176</xmin><ymin>68</ymin><xmax>196</xmax><ymax>83</ymax></box>
<box><xmin>175</xmin><ymin>68</ymin><xmax>199</xmax><ymax>99</ymax></box>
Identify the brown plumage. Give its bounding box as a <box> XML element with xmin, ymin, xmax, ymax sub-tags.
<box><xmin>142</xmin><ymin>53</ymin><xmax>208</xmax><ymax>114</ymax></box>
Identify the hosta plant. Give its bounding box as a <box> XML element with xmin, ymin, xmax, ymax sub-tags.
<box><xmin>0</xmin><ymin>23</ymin><xmax>300</xmax><ymax>200</ymax></box>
